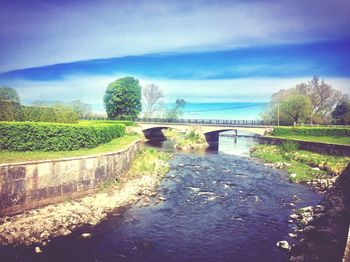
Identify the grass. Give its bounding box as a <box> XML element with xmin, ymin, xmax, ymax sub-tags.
<box><xmin>163</xmin><ymin>128</ymin><xmax>208</xmax><ymax>150</ymax></box>
<box><xmin>127</xmin><ymin>148</ymin><xmax>171</xmax><ymax>178</ymax></box>
<box><xmin>271</xmin><ymin>135</ymin><xmax>350</xmax><ymax>145</ymax></box>
<box><xmin>250</xmin><ymin>143</ymin><xmax>350</xmax><ymax>183</ymax></box>
<box><xmin>78</xmin><ymin>120</ymin><xmax>136</xmax><ymax>126</ymax></box>
<box><xmin>0</xmin><ymin>134</ymin><xmax>139</xmax><ymax>164</ymax></box>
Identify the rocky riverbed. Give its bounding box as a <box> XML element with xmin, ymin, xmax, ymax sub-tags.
<box><xmin>287</xmin><ymin>163</ymin><xmax>350</xmax><ymax>261</ymax></box>
<box><xmin>0</xmin><ymin>149</ymin><xmax>171</xmax><ymax>248</ymax></box>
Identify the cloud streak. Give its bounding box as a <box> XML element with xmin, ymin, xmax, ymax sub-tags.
<box><xmin>1</xmin><ymin>0</ymin><xmax>350</xmax><ymax>72</ymax></box>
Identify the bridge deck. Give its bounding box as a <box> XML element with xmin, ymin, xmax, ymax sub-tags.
<box><xmin>136</xmin><ymin>118</ymin><xmax>272</xmax><ymax>127</ymax></box>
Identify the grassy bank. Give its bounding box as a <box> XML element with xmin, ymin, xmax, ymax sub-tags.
<box><xmin>270</xmin><ymin>126</ymin><xmax>350</xmax><ymax>145</ymax></box>
<box><xmin>0</xmin><ymin>134</ymin><xmax>139</xmax><ymax>164</ymax></box>
<box><xmin>270</xmin><ymin>135</ymin><xmax>350</xmax><ymax>145</ymax></box>
<box><xmin>127</xmin><ymin>148</ymin><xmax>171</xmax><ymax>179</ymax></box>
<box><xmin>250</xmin><ymin>143</ymin><xmax>350</xmax><ymax>183</ymax></box>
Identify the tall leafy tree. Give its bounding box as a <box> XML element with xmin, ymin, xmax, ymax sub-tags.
<box><xmin>279</xmin><ymin>94</ymin><xmax>312</xmax><ymax>125</ymax></box>
<box><xmin>332</xmin><ymin>100</ymin><xmax>350</xmax><ymax>124</ymax></box>
<box><xmin>0</xmin><ymin>86</ymin><xmax>20</xmax><ymax>103</ymax></box>
<box><xmin>103</xmin><ymin>77</ymin><xmax>142</xmax><ymax>119</ymax></box>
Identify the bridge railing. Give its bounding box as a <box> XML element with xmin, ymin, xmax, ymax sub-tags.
<box><xmin>135</xmin><ymin>118</ymin><xmax>272</xmax><ymax>126</ymax></box>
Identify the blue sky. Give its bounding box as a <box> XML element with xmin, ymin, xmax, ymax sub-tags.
<box><xmin>0</xmin><ymin>0</ymin><xmax>349</xmax><ymax>113</ymax></box>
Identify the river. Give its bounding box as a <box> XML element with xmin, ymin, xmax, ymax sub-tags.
<box><xmin>1</xmin><ymin>132</ymin><xmax>321</xmax><ymax>262</ymax></box>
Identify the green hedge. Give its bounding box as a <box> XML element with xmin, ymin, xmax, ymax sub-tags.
<box><xmin>0</xmin><ymin>101</ymin><xmax>78</xmax><ymax>123</ymax></box>
<box><xmin>0</xmin><ymin>122</ymin><xmax>125</xmax><ymax>151</ymax></box>
<box><xmin>271</xmin><ymin>127</ymin><xmax>350</xmax><ymax>137</ymax></box>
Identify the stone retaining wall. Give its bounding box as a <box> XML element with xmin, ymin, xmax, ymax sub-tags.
<box><xmin>258</xmin><ymin>136</ymin><xmax>350</xmax><ymax>156</ymax></box>
<box><xmin>0</xmin><ymin>140</ymin><xmax>141</xmax><ymax>216</ymax></box>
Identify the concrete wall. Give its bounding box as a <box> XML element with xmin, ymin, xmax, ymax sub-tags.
<box><xmin>0</xmin><ymin>140</ymin><xmax>141</xmax><ymax>216</ymax></box>
<box><xmin>258</xmin><ymin>136</ymin><xmax>350</xmax><ymax>156</ymax></box>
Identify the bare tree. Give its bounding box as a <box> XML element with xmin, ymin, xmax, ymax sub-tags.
<box><xmin>142</xmin><ymin>84</ymin><xmax>164</xmax><ymax>117</ymax></box>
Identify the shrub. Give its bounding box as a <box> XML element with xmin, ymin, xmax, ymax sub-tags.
<box><xmin>271</xmin><ymin>127</ymin><xmax>350</xmax><ymax>137</ymax></box>
<box><xmin>0</xmin><ymin>122</ymin><xmax>125</xmax><ymax>151</ymax></box>
<box><xmin>0</xmin><ymin>101</ymin><xmax>24</xmax><ymax>121</ymax></box>
<box><xmin>22</xmin><ymin>106</ymin><xmax>78</xmax><ymax>123</ymax></box>
<box><xmin>279</xmin><ymin>141</ymin><xmax>299</xmax><ymax>152</ymax></box>
<box><xmin>0</xmin><ymin>101</ymin><xmax>78</xmax><ymax>123</ymax></box>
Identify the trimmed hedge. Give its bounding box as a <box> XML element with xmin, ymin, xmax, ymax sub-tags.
<box><xmin>0</xmin><ymin>101</ymin><xmax>78</xmax><ymax>123</ymax></box>
<box><xmin>272</xmin><ymin>127</ymin><xmax>350</xmax><ymax>137</ymax></box>
<box><xmin>0</xmin><ymin>122</ymin><xmax>125</xmax><ymax>151</ymax></box>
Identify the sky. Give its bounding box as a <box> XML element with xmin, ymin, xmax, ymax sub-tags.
<box><xmin>0</xmin><ymin>0</ymin><xmax>350</xmax><ymax>115</ymax></box>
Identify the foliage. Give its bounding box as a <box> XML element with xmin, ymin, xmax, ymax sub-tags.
<box><xmin>32</xmin><ymin>100</ymin><xmax>92</xmax><ymax>119</ymax></box>
<box><xmin>70</xmin><ymin>100</ymin><xmax>92</xmax><ymax>119</ymax></box>
<box><xmin>164</xmin><ymin>98</ymin><xmax>187</xmax><ymax>119</ymax></box>
<box><xmin>0</xmin><ymin>100</ymin><xmax>78</xmax><ymax>123</ymax></box>
<box><xmin>332</xmin><ymin>100</ymin><xmax>350</xmax><ymax>125</ymax></box>
<box><xmin>0</xmin><ymin>134</ymin><xmax>138</xmax><ymax>164</ymax></box>
<box><xmin>0</xmin><ymin>86</ymin><xmax>20</xmax><ymax>103</ymax></box>
<box><xmin>250</xmin><ymin>144</ymin><xmax>349</xmax><ymax>182</ymax></box>
<box><xmin>22</xmin><ymin>106</ymin><xmax>78</xmax><ymax>123</ymax></box>
<box><xmin>279</xmin><ymin>94</ymin><xmax>312</xmax><ymax>125</ymax></box>
<box><xmin>128</xmin><ymin>148</ymin><xmax>171</xmax><ymax>178</ymax></box>
<box><xmin>142</xmin><ymin>84</ymin><xmax>164</xmax><ymax>117</ymax></box>
<box><xmin>262</xmin><ymin>76</ymin><xmax>347</xmax><ymax>125</ymax></box>
<box><xmin>0</xmin><ymin>122</ymin><xmax>125</xmax><ymax>151</ymax></box>
<box><xmin>279</xmin><ymin>141</ymin><xmax>299</xmax><ymax>152</ymax></box>
<box><xmin>271</xmin><ymin>127</ymin><xmax>350</xmax><ymax>137</ymax></box>
<box><xmin>0</xmin><ymin>101</ymin><xmax>24</xmax><ymax>121</ymax></box>
<box><xmin>103</xmin><ymin>77</ymin><xmax>142</xmax><ymax>120</ymax></box>
<box><xmin>164</xmin><ymin>127</ymin><xmax>208</xmax><ymax>150</ymax></box>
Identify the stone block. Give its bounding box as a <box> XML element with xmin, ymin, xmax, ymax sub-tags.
<box><xmin>7</xmin><ymin>166</ymin><xmax>26</xmax><ymax>180</ymax></box>
<box><xmin>25</xmin><ymin>165</ymin><xmax>38</xmax><ymax>180</ymax></box>
<box><xmin>62</xmin><ymin>182</ymin><xmax>77</xmax><ymax>194</ymax></box>
<box><xmin>85</xmin><ymin>158</ymin><xmax>95</xmax><ymax>170</ymax></box>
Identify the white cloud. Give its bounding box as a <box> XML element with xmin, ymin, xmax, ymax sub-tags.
<box><xmin>1</xmin><ymin>0</ymin><xmax>349</xmax><ymax>72</ymax></box>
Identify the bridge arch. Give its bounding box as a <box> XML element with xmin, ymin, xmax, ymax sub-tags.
<box><xmin>142</xmin><ymin>126</ymin><xmax>184</xmax><ymax>141</ymax></box>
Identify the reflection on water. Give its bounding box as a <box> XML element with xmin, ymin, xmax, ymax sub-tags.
<box><xmin>218</xmin><ymin>131</ymin><xmax>259</xmax><ymax>157</ymax></box>
<box><xmin>145</xmin><ymin>130</ymin><xmax>259</xmax><ymax>157</ymax></box>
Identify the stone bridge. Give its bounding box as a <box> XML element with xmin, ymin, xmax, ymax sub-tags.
<box><xmin>138</xmin><ymin>122</ymin><xmax>271</xmax><ymax>145</ymax></box>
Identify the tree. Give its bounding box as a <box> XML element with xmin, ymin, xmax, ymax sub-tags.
<box><xmin>0</xmin><ymin>86</ymin><xmax>20</xmax><ymax>103</ymax></box>
<box><xmin>70</xmin><ymin>100</ymin><xmax>92</xmax><ymax>119</ymax></box>
<box><xmin>165</xmin><ymin>99</ymin><xmax>187</xmax><ymax>119</ymax></box>
<box><xmin>263</xmin><ymin>76</ymin><xmax>347</xmax><ymax>125</ymax></box>
<box><xmin>103</xmin><ymin>77</ymin><xmax>142</xmax><ymax>119</ymax></box>
<box><xmin>279</xmin><ymin>94</ymin><xmax>312</xmax><ymax>125</ymax></box>
<box><xmin>332</xmin><ymin>100</ymin><xmax>350</xmax><ymax>124</ymax></box>
<box><xmin>142</xmin><ymin>84</ymin><xmax>164</xmax><ymax>117</ymax></box>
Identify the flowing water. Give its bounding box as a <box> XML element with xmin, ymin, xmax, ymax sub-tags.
<box><xmin>1</xmin><ymin>132</ymin><xmax>321</xmax><ymax>262</ymax></box>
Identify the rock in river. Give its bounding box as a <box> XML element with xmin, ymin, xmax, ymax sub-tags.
<box><xmin>276</xmin><ymin>240</ymin><xmax>291</xmax><ymax>251</ymax></box>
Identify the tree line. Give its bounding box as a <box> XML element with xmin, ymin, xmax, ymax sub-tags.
<box><xmin>262</xmin><ymin>76</ymin><xmax>350</xmax><ymax>125</ymax></box>
<box><xmin>1</xmin><ymin>75</ymin><xmax>349</xmax><ymax>124</ymax></box>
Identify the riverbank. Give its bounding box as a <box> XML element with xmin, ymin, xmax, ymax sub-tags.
<box><xmin>250</xmin><ymin>143</ymin><xmax>350</xmax><ymax>192</ymax></box>
<box><xmin>251</xmin><ymin>143</ymin><xmax>350</xmax><ymax>260</ymax></box>
<box><xmin>0</xmin><ymin>148</ymin><xmax>171</xmax><ymax>247</ymax></box>
<box><xmin>289</xmin><ymin>163</ymin><xmax>350</xmax><ymax>261</ymax></box>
